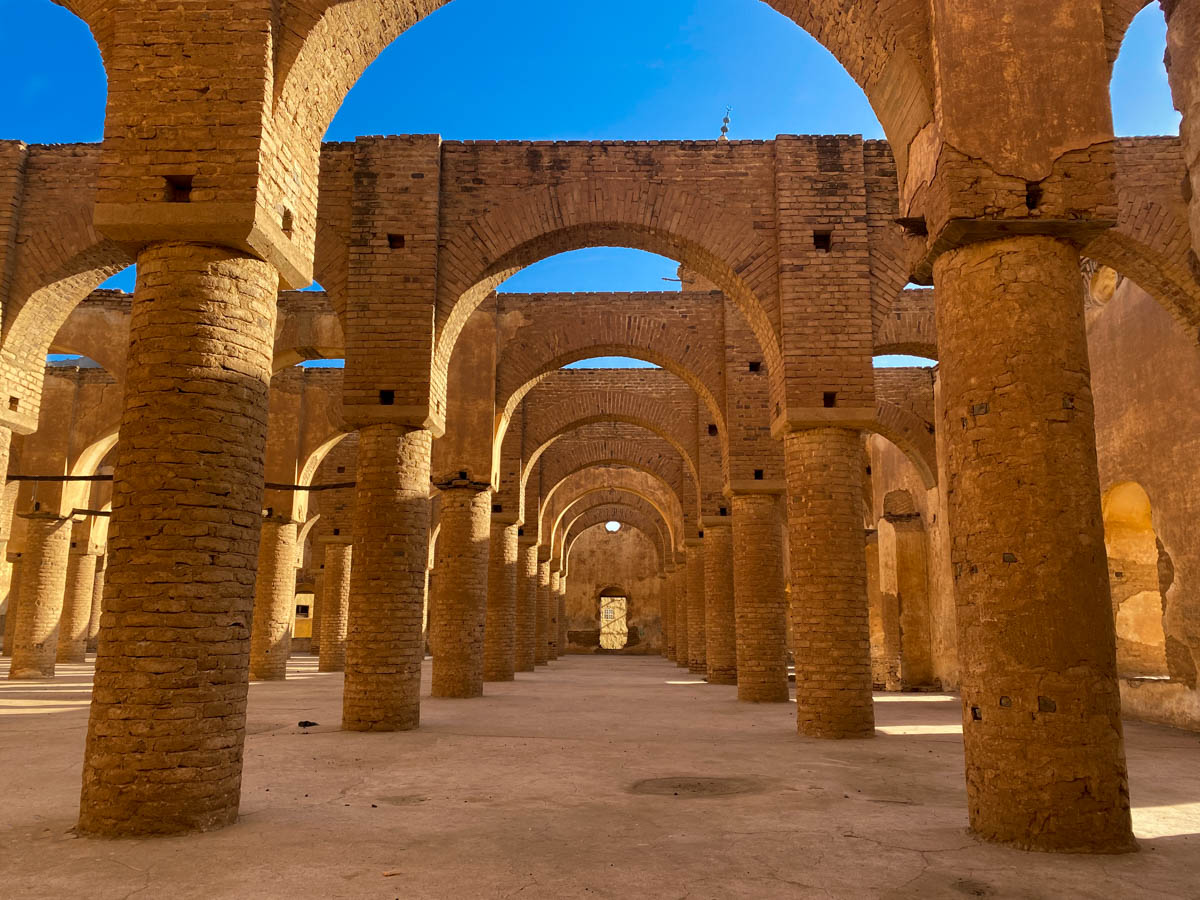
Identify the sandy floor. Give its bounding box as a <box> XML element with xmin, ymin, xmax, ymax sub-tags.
<box><xmin>1</xmin><ymin>654</ymin><xmax>1198</xmax><ymax>899</ymax></box>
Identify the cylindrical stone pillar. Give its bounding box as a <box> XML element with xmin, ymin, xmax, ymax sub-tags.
<box><xmin>2</xmin><ymin>555</ymin><xmax>21</xmax><ymax>656</ymax></box>
<box><xmin>57</xmin><ymin>547</ymin><xmax>99</xmax><ymax>663</ymax></box>
<box><xmin>732</xmin><ymin>492</ymin><xmax>789</xmax><ymax>702</ymax></box>
<box><xmin>659</xmin><ymin>570</ymin><xmax>672</xmax><ymax>658</ymax></box>
<box><xmin>342</xmin><ymin>426</ymin><xmax>432</xmax><ymax>731</ymax></box>
<box><xmin>430</xmin><ymin>487</ymin><xmax>491</xmax><ymax>698</ymax></box>
<box><xmin>345</xmin><ymin>429</ymin><xmax>434</xmax><ymax>734</ymax></box>
<box><xmin>248</xmin><ymin>517</ymin><xmax>299</xmax><ymax>681</ymax></box>
<box><xmin>517</xmin><ymin>541</ymin><xmax>538</xmax><ymax>672</ymax></box>
<box><xmin>86</xmin><ymin>554</ymin><xmax>106</xmax><ymax>652</ymax></box>
<box><xmin>674</xmin><ymin>563</ymin><xmax>689</xmax><ymax>667</ymax></box>
<box><xmin>318</xmin><ymin>539</ymin><xmax>352</xmax><ymax>673</ymax></box>
<box><xmin>557</xmin><ymin>575</ymin><xmax>568</xmax><ymax>655</ymax></box>
<box><xmin>703</xmin><ymin>522</ymin><xmax>736</xmax><ymax>684</ymax></box>
<box><xmin>484</xmin><ymin>521</ymin><xmax>518</xmax><ymax>682</ymax></box>
<box><xmin>548</xmin><ymin>568</ymin><xmax>561</xmax><ymax>659</ymax></box>
<box><xmin>9</xmin><ymin>514</ymin><xmax>73</xmax><ymax>679</ymax></box>
<box><xmin>685</xmin><ymin>539</ymin><xmax>706</xmax><ymax>674</ymax></box>
<box><xmin>79</xmin><ymin>242</ymin><xmax>278</xmax><ymax>837</ymax></box>
<box><xmin>663</xmin><ymin>565</ymin><xmax>676</xmax><ymax>660</ymax></box>
<box><xmin>784</xmin><ymin>428</ymin><xmax>874</xmax><ymax>738</ymax></box>
<box><xmin>310</xmin><ymin>563</ymin><xmax>323</xmax><ymax>658</ymax></box>
<box><xmin>934</xmin><ymin>235</ymin><xmax>1133</xmax><ymax>852</ymax></box>
<box><xmin>535</xmin><ymin>559</ymin><xmax>551</xmax><ymax>665</ymax></box>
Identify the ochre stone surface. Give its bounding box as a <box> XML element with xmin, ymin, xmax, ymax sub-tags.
<box><xmin>85</xmin><ymin>555</ymin><xmax>106</xmax><ymax>652</ymax></box>
<box><xmin>703</xmin><ymin>523</ymin><xmax>736</xmax><ymax>684</ymax></box>
<box><xmin>56</xmin><ymin>547</ymin><xmax>97</xmax><ymax>664</ymax></box>
<box><xmin>935</xmin><ymin>235</ymin><xmax>1134</xmax><ymax>853</ymax></box>
<box><xmin>483</xmin><ymin>522</ymin><xmax>518</xmax><ymax>681</ymax></box>
<box><xmin>342</xmin><ymin>426</ymin><xmax>431</xmax><ymax>731</ymax></box>
<box><xmin>732</xmin><ymin>493</ymin><xmax>789</xmax><ymax>702</ymax></box>
<box><xmin>9</xmin><ymin>514</ymin><xmax>72</xmax><ymax>679</ymax></box>
<box><xmin>318</xmin><ymin>540</ymin><xmax>351</xmax><ymax>673</ymax></box>
<box><xmin>78</xmin><ymin>242</ymin><xmax>279</xmax><ymax>837</ymax></box>
<box><xmin>430</xmin><ymin>487</ymin><xmax>491</xmax><ymax>698</ymax></box>
<box><xmin>516</xmin><ymin>542</ymin><xmax>538</xmax><ymax>672</ymax></box>
<box><xmin>685</xmin><ymin>540</ymin><xmax>707</xmax><ymax>674</ymax></box>
<box><xmin>535</xmin><ymin>560</ymin><xmax>551</xmax><ymax>665</ymax></box>
<box><xmin>785</xmin><ymin>428</ymin><xmax>875</xmax><ymax>738</ymax></box>
<box><xmin>248</xmin><ymin>518</ymin><xmax>298</xmax><ymax>681</ymax></box>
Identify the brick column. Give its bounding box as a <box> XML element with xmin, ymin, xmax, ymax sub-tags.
<box><xmin>674</xmin><ymin>562</ymin><xmax>689</xmax><ymax>668</ymax></box>
<box><xmin>935</xmin><ymin>235</ymin><xmax>1133</xmax><ymax>852</ymax></box>
<box><xmin>547</xmin><ymin>568</ymin><xmax>561</xmax><ymax>659</ymax></box>
<box><xmin>732</xmin><ymin>492</ymin><xmax>789</xmax><ymax>702</ymax></box>
<box><xmin>79</xmin><ymin>242</ymin><xmax>278</xmax><ymax>836</ymax></box>
<box><xmin>535</xmin><ymin>558</ymin><xmax>551</xmax><ymax>665</ymax></box>
<box><xmin>57</xmin><ymin>540</ymin><xmax>99</xmax><ymax>664</ymax></box>
<box><xmin>885</xmin><ymin>513</ymin><xmax>934</xmax><ymax>689</ymax></box>
<box><xmin>484</xmin><ymin>521</ymin><xmax>518</xmax><ymax>682</ymax></box>
<box><xmin>703</xmin><ymin>521</ymin><xmax>736</xmax><ymax>684</ymax></box>
<box><xmin>662</xmin><ymin>564</ymin><xmax>676</xmax><ymax>661</ymax></box>
<box><xmin>2</xmin><ymin>554</ymin><xmax>20</xmax><ymax>656</ymax></box>
<box><xmin>517</xmin><ymin>539</ymin><xmax>538</xmax><ymax>672</ymax></box>
<box><xmin>86</xmin><ymin>555</ymin><xmax>106</xmax><ymax>652</ymax></box>
<box><xmin>310</xmin><ymin>562</ymin><xmax>323</xmax><ymax>658</ymax></box>
<box><xmin>430</xmin><ymin>486</ymin><xmax>490</xmax><ymax>697</ymax></box>
<box><xmin>557</xmin><ymin>574</ymin><xmax>568</xmax><ymax>654</ymax></box>
<box><xmin>318</xmin><ymin>538</ymin><xmax>352</xmax><ymax>673</ymax></box>
<box><xmin>343</xmin><ymin>426</ymin><xmax>431</xmax><ymax>731</ymax></box>
<box><xmin>659</xmin><ymin>568</ymin><xmax>673</xmax><ymax>658</ymax></box>
<box><xmin>866</xmin><ymin>531</ymin><xmax>901</xmax><ymax>691</ymax></box>
<box><xmin>9</xmin><ymin>514</ymin><xmax>73</xmax><ymax>679</ymax></box>
<box><xmin>248</xmin><ymin>516</ymin><xmax>298</xmax><ymax>681</ymax></box>
<box><xmin>785</xmin><ymin>428</ymin><xmax>874</xmax><ymax>738</ymax></box>
<box><xmin>685</xmin><ymin>539</ymin><xmax>706</xmax><ymax>674</ymax></box>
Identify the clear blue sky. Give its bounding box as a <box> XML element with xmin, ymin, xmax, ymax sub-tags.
<box><xmin>4</xmin><ymin>0</ymin><xmax>1179</xmax><ymax>367</ymax></box>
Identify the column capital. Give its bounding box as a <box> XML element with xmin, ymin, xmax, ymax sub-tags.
<box><xmin>726</xmin><ymin>480</ymin><xmax>786</xmax><ymax>497</ymax></box>
<box><xmin>701</xmin><ymin>516</ymin><xmax>734</xmax><ymax>530</ymax></box>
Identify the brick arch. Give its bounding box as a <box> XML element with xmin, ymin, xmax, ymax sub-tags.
<box><xmin>494</xmin><ymin>294</ymin><xmax>726</xmax><ymax>434</ymax></box>
<box><xmin>541</xmin><ymin>466</ymin><xmax>685</xmax><ymax>563</ymax></box>
<box><xmin>271</xmin><ymin>1</ymin><xmax>929</xmax><ymax>177</ymax></box>
<box><xmin>1102</xmin><ymin>0</ymin><xmax>1160</xmax><ymax>65</ymax></box>
<box><xmin>48</xmin><ymin>1</ymin><xmax>117</xmax><ymax>68</ymax></box>
<box><xmin>1084</xmin><ymin>140</ymin><xmax>1200</xmax><ymax>336</ymax></box>
<box><xmin>552</xmin><ymin>487</ymin><xmax>676</xmax><ymax>573</ymax></box>
<box><xmin>433</xmin><ymin>182</ymin><xmax>784</xmax><ymax>410</ymax></box>
<box><xmin>294</xmin><ymin>431</ymin><xmax>351</xmax><ymax>523</ymax></box>
<box><xmin>63</xmin><ymin>426</ymin><xmax>120</xmax><ymax>515</ymax></box>
<box><xmin>563</xmin><ymin>503</ymin><xmax>670</xmax><ymax>577</ymax></box>
<box><xmin>528</xmin><ymin>430</ymin><xmax>696</xmax><ymax>534</ymax></box>
<box><xmin>870</xmin><ymin>399</ymin><xmax>937</xmax><ymax>490</ymax></box>
<box><xmin>874</xmin><ymin>288</ymin><xmax>938</xmax><ymax>359</ymax></box>
<box><xmin>521</xmin><ymin>390</ymin><xmax>701</xmax><ymax>485</ymax></box>
<box><xmin>1</xmin><ymin>222</ymin><xmax>132</xmax><ymax>429</ymax></box>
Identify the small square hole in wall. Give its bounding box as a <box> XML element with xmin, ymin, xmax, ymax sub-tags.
<box><xmin>492</xmin><ymin>504</ymin><xmax>503</xmax><ymax>514</ymax></box>
<box><xmin>280</xmin><ymin>208</ymin><xmax>294</xmax><ymax>238</ymax></box>
<box><xmin>813</xmin><ymin>230</ymin><xmax>833</xmax><ymax>252</ymax></box>
<box><xmin>387</xmin><ymin>234</ymin><xmax>406</xmax><ymax>249</ymax></box>
<box><xmin>7</xmin><ymin>397</ymin><xmax>19</xmax><ymax>412</ymax></box>
<box><xmin>754</xmin><ymin>469</ymin><xmax>764</xmax><ymax>481</ymax></box>
<box><xmin>379</xmin><ymin>389</ymin><xmax>395</xmax><ymax>406</ymax></box>
<box><xmin>748</xmin><ymin>361</ymin><xmax>761</xmax><ymax>373</ymax></box>
<box><xmin>823</xmin><ymin>392</ymin><xmax>838</xmax><ymax>408</ymax></box>
<box><xmin>332</xmin><ymin>528</ymin><xmax>340</xmax><ymax>536</ymax></box>
<box><xmin>707</xmin><ymin>423</ymin><xmax>718</xmax><ymax>436</ymax></box>
<box><xmin>518</xmin><ymin>527</ymin><xmax>524</xmax><ymax>537</ymax></box>
<box><xmin>719</xmin><ymin>507</ymin><xmax>728</xmax><ymax>517</ymax></box>
<box><xmin>336</xmin><ymin>466</ymin><xmax>345</xmax><ymax>474</ymax></box>
<box><xmin>163</xmin><ymin>175</ymin><xmax>193</xmax><ymax>203</ymax></box>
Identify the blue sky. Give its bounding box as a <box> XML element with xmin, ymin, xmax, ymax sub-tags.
<box><xmin>4</xmin><ymin>0</ymin><xmax>1179</xmax><ymax>367</ymax></box>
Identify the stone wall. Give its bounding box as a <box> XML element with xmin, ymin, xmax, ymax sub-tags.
<box><xmin>564</xmin><ymin>526</ymin><xmax>661</xmax><ymax>654</ymax></box>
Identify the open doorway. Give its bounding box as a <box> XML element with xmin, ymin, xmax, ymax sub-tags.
<box><xmin>599</xmin><ymin>588</ymin><xmax>629</xmax><ymax>650</ymax></box>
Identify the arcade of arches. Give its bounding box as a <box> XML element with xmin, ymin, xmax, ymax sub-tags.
<box><xmin>2</xmin><ymin>0</ymin><xmax>1200</xmax><ymax>896</ymax></box>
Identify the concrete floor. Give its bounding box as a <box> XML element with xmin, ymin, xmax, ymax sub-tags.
<box><xmin>1</xmin><ymin>655</ymin><xmax>1198</xmax><ymax>899</ymax></box>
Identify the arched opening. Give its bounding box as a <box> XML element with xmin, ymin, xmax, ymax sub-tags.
<box><xmin>1102</xmin><ymin>482</ymin><xmax>1171</xmax><ymax>679</ymax></box>
<box><xmin>1110</xmin><ymin>4</ymin><xmax>1180</xmax><ymax>137</ymax></box>
<box><xmin>599</xmin><ymin>586</ymin><xmax>630</xmax><ymax>651</ymax></box>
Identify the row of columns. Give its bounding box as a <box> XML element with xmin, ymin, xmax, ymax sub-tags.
<box><xmin>61</xmin><ymin>234</ymin><xmax>1132</xmax><ymax>853</ymax></box>
<box><xmin>3</xmin><ymin>516</ymin><xmax>106</xmax><ymax>677</ymax></box>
